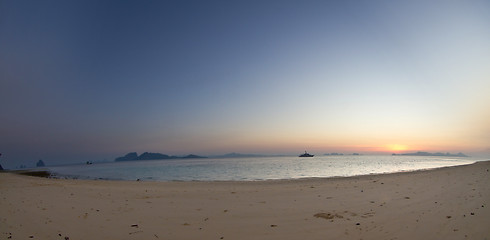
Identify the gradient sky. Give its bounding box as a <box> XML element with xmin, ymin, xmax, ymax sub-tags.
<box><xmin>1</xmin><ymin>0</ymin><xmax>490</xmax><ymax>167</ymax></box>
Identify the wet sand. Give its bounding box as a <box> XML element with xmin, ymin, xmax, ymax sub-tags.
<box><xmin>1</xmin><ymin>161</ymin><xmax>489</xmax><ymax>240</ymax></box>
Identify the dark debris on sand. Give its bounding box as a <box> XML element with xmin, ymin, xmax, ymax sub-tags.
<box><xmin>14</xmin><ymin>170</ymin><xmax>53</xmax><ymax>178</ymax></box>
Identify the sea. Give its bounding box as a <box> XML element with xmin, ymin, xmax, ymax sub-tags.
<box><xmin>45</xmin><ymin>155</ymin><xmax>486</xmax><ymax>182</ymax></box>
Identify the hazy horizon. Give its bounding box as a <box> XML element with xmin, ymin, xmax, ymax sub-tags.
<box><xmin>1</xmin><ymin>1</ymin><xmax>490</xmax><ymax>168</ymax></box>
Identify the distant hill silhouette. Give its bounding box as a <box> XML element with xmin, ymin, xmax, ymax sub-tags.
<box><xmin>115</xmin><ymin>152</ymin><xmax>139</xmax><ymax>161</ymax></box>
<box><xmin>36</xmin><ymin>159</ymin><xmax>46</xmax><ymax>167</ymax></box>
<box><xmin>392</xmin><ymin>151</ymin><xmax>468</xmax><ymax>157</ymax></box>
<box><xmin>114</xmin><ymin>152</ymin><xmax>207</xmax><ymax>162</ymax></box>
<box><xmin>138</xmin><ymin>152</ymin><xmax>171</xmax><ymax>160</ymax></box>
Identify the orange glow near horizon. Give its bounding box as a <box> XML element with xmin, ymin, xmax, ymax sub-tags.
<box><xmin>386</xmin><ymin>144</ymin><xmax>409</xmax><ymax>153</ymax></box>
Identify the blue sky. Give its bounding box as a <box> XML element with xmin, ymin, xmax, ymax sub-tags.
<box><xmin>1</xmin><ymin>0</ymin><xmax>489</xmax><ymax>167</ymax></box>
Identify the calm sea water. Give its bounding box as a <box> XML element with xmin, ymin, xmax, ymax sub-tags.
<box><xmin>46</xmin><ymin>155</ymin><xmax>483</xmax><ymax>181</ymax></box>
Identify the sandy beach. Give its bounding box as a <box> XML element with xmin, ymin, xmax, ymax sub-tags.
<box><xmin>1</xmin><ymin>161</ymin><xmax>489</xmax><ymax>240</ymax></box>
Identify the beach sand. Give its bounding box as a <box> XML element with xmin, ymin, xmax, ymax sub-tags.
<box><xmin>1</xmin><ymin>161</ymin><xmax>489</xmax><ymax>240</ymax></box>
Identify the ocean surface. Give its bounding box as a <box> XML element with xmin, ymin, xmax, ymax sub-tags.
<box><xmin>46</xmin><ymin>155</ymin><xmax>484</xmax><ymax>181</ymax></box>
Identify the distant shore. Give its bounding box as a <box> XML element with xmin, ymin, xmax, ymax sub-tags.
<box><xmin>1</xmin><ymin>161</ymin><xmax>489</xmax><ymax>239</ymax></box>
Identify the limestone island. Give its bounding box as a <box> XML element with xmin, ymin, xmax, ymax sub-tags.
<box><xmin>115</xmin><ymin>152</ymin><xmax>207</xmax><ymax>162</ymax></box>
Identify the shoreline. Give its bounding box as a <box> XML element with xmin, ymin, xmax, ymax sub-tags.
<box><xmin>1</xmin><ymin>161</ymin><xmax>489</xmax><ymax>239</ymax></box>
<box><xmin>6</xmin><ymin>159</ymin><xmax>482</xmax><ymax>183</ymax></box>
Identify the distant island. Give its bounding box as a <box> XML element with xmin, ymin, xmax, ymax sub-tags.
<box><xmin>36</xmin><ymin>159</ymin><xmax>46</xmax><ymax>167</ymax></box>
<box><xmin>392</xmin><ymin>151</ymin><xmax>468</xmax><ymax>157</ymax></box>
<box><xmin>115</xmin><ymin>152</ymin><xmax>207</xmax><ymax>162</ymax></box>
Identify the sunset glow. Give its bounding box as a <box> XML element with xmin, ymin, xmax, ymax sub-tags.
<box><xmin>1</xmin><ymin>1</ymin><xmax>489</xmax><ymax>167</ymax></box>
<box><xmin>386</xmin><ymin>144</ymin><xmax>409</xmax><ymax>153</ymax></box>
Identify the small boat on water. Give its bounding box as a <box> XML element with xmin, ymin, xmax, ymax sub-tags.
<box><xmin>299</xmin><ymin>151</ymin><xmax>314</xmax><ymax>157</ymax></box>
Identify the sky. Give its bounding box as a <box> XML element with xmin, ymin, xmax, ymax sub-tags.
<box><xmin>1</xmin><ymin>0</ymin><xmax>490</xmax><ymax>168</ymax></box>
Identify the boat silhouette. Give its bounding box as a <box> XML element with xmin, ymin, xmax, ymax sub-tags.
<box><xmin>299</xmin><ymin>151</ymin><xmax>314</xmax><ymax>157</ymax></box>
